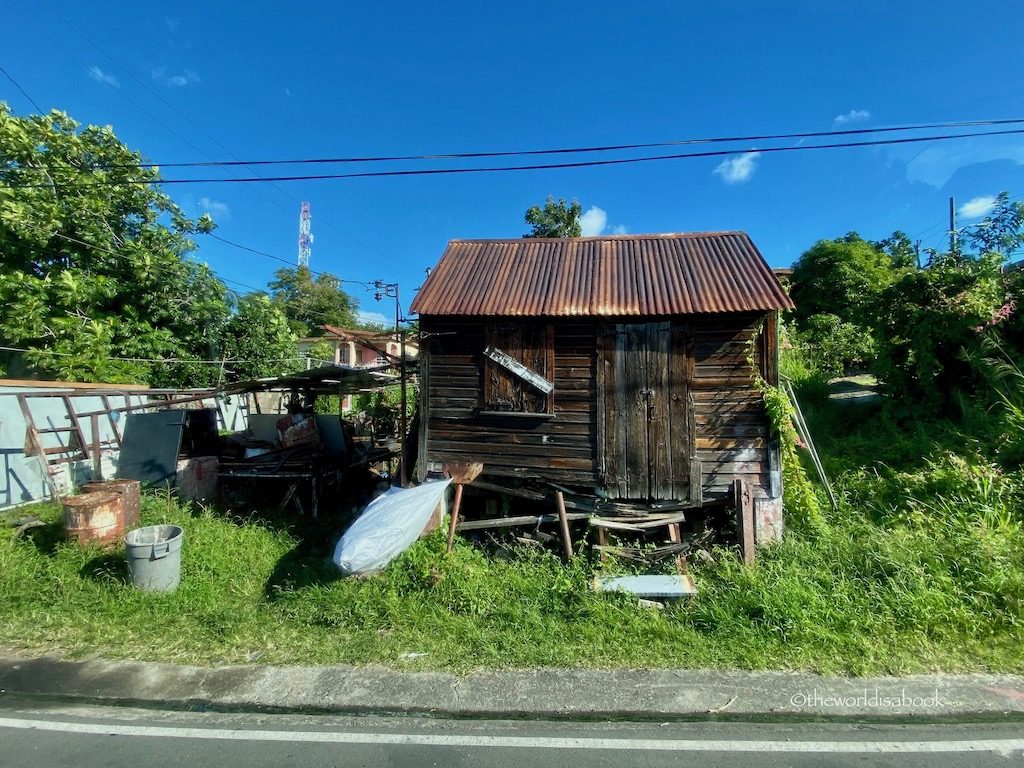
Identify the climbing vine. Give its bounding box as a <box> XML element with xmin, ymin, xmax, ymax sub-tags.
<box><xmin>748</xmin><ymin>321</ymin><xmax>824</xmax><ymax>532</ymax></box>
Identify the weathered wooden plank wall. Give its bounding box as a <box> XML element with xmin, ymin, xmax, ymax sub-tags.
<box><xmin>421</xmin><ymin>319</ymin><xmax>599</xmax><ymax>486</ymax></box>
<box><xmin>691</xmin><ymin>312</ymin><xmax>770</xmax><ymax>500</ymax></box>
<box><xmin>419</xmin><ymin>312</ymin><xmax>772</xmax><ymax>502</ymax></box>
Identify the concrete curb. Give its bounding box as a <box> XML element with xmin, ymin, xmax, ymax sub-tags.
<box><xmin>1</xmin><ymin>655</ymin><xmax>1023</xmax><ymax>720</ymax></box>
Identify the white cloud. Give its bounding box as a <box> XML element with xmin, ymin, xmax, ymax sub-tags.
<box><xmin>713</xmin><ymin>151</ymin><xmax>761</xmax><ymax>184</ymax></box>
<box><xmin>88</xmin><ymin>66</ymin><xmax>120</xmax><ymax>88</ymax></box>
<box><xmin>834</xmin><ymin>109</ymin><xmax>871</xmax><ymax>126</ymax></box>
<box><xmin>152</xmin><ymin>67</ymin><xmax>200</xmax><ymax>87</ymax></box>
<box><xmin>579</xmin><ymin>206</ymin><xmax>608</xmax><ymax>236</ymax></box>
<box><xmin>357</xmin><ymin>310</ymin><xmax>390</xmax><ymax>327</ymax></box>
<box><xmin>611</xmin><ymin>224</ymin><xmax>628</xmax><ymax>235</ymax></box>
<box><xmin>198</xmin><ymin>197</ymin><xmax>230</xmax><ymax>220</ymax></box>
<box><xmin>958</xmin><ymin>195</ymin><xmax>997</xmax><ymax>219</ymax></box>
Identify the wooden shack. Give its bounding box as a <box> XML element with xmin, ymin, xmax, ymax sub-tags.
<box><xmin>410</xmin><ymin>232</ymin><xmax>794</xmax><ymax>543</ymax></box>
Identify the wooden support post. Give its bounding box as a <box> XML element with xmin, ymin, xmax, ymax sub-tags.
<box><xmin>446</xmin><ymin>483</ymin><xmax>464</xmax><ymax>553</ymax></box>
<box><xmin>554</xmin><ymin>490</ymin><xmax>574</xmax><ymax>561</ymax></box>
<box><xmin>667</xmin><ymin>522</ymin><xmax>688</xmax><ymax>574</ymax></box>
<box><xmin>596</xmin><ymin>526</ymin><xmax>608</xmax><ymax>563</ymax></box>
<box><xmin>733</xmin><ymin>478</ymin><xmax>755</xmax><ymax>565</ymax></box>
<box><xmin>90</xmin><ymin>413</ymin><xmax>102</xmax><ymax>481</ymax></box>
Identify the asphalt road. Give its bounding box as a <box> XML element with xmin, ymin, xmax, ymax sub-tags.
<box><xmin>1</xmin><ymin>700</ymin><xmax>1022</xmax><ymax>767</ymax></box>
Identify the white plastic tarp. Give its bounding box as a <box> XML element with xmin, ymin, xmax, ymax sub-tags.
<box><xmin>332</xmin><ymin>479</ymin><xmax>451</xmax><ymax>575</ymax></box>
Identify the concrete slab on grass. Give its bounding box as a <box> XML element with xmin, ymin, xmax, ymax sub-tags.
<box><xmin>594</xmin><ymin>575</ymin><xmax>697</xmax><ymax>598</ymax></box>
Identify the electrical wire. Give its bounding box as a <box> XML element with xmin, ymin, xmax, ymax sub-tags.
<box><xmin>85</xmin><ymin>118</ymin><xmax>1024</xmax><ymax>170</ymax></box>
<box><xmin>9</xmin><ymin>128</ymin><xmax>1024</xmax><ymax>189</ymax></box>
<box><xmin>13</xmin><ymin>0</ymin><xmax>404</xmax><ymax>274</ymax></box>
<box><xmin>207</xmin><ymin>234</ymin><xmax>372</xmax><ymax>287</ymax></box>
<box><xmin>0</xmin><ymin>344</ymin><xmax>313</xmax><ymax>366</ymax></box>
<box><xmin>50</xmin><ymin>232</ymin><xmax>375</xmax><ymax>326</ymax></box>
<box><xmin>0</xmin><ymin>62</ymin><xmax>43</xmax><ymax>113</ymax></box>
<box><xmin>36</xmin><ymin>0</ymin><xmax>407</xmax><ymax>272</ymax></box>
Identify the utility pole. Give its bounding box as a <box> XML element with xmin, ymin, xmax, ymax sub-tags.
<box><xmin>915</xmin><ymin>239</ymin><xmax>922</xmax><ymax>269</ymax></box>
<box><xmin>374</xmin><ymin>280</ymin><xmax>407</xmax><ymax>486</ymax></box>
<box><xmin>949</xmin><ymin>196</ymin><xmax>956</xmax><ymax>256</ymax></box>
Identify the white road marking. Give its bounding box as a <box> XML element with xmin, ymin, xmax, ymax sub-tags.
<box><xmin>0</xmin><ymin>716</ymin><xmax>1021</xmax><ymax>754</ymax></box>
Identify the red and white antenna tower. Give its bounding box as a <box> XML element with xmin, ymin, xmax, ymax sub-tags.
<box><xmin>297</xmin><ymin>201</ymin><xmax>312</xmax><ymax>267</ymax></box>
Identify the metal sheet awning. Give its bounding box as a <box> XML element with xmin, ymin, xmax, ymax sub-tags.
<box><xmin>223</xmin><ymin>364</ymin><xmax>401</xmax><ymax>396</ymax></box>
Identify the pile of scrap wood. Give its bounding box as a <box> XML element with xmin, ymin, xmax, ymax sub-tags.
<box><xmin>441</xmin><ymin>467</ymin><xmax>724</xmax><ymax>576</ymax></box>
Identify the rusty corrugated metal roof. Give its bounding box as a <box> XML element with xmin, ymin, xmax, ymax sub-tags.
<box><xmin>410</xmin><ymin>232</ymin><xmax>794</xmax><ymax>317</ymax></box>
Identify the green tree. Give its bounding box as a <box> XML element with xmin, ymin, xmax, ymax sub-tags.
<box><xmin>964</xmin><ymin>192</ymin><xmax>1024</xmax><ymax>256</ymax></box>
<box><xmin>0</xmin><ymin>103</ymin><xmax>230</xmax><ymax>385</ymax></box>
<box><xmin>874</xmin><ymin>252</ymin><xmax>1007</xmax><ymax>409</ymax></box>
<box><xmin>789</xmin><ymin>232</ymin><xmax>900</xmax><ymax>327</ymax></box>
<box><xmin>794</xmin><ymin>313</ymin><xmax>876</xmax><ymax>377</ymax></box>
<box><xmin>523</xmin><ymin>196</ymin><xmax>582</xmax><ymax>238</ymax></box>
<box><xmin>306</xmin><ymin>338</ymin><xmax>336</xmax><ymax>366</ymax></box>
<box><xmin>268</xmin><ymin>266</ymin><xmax>358</xmax><ymax>336</ymax></box>
<box><xmin>220</xmin><ymin>294</ymin><xmax>300</xmax><ymax>381</ymax></box>
<box><xmin>875</xmin><ymin>230</ymin><xmax>918</xmax><ymax>270</ymax></box>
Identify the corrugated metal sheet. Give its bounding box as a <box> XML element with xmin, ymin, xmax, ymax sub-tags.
<box><xmin>410</xmin><ymin>232</ymin><xmax>794</xmax><ymax>317</ymax></box>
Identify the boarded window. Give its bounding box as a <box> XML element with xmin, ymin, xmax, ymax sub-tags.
<box><xmin>483</xmin><ymin>324</ymin><xmax>554</xmax><ymax>413</ymax></box>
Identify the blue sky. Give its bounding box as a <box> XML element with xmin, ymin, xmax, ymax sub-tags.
<box><xmin>3</xmin><ymin>1</ymin><xmax>1024</xmax><ymax>324</ymax></box>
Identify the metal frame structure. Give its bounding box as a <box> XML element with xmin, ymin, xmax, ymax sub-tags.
<box><xmin>297</xmin><ymin>201</ymin><xmax>312</xmax><ymax>267</ymax></box>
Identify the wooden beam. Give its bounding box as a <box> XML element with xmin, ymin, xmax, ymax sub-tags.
<box><xmin>483</xmin><ymin>346</ymin><xmax>554</xmax><ymax>394</ymax></box>
<box><xmin>468</xmin><ymin>480</ymin><xmax>546</xmax><ymax>501</ymax></box>
<box><xmin>456</xmin><ymin>511</ymin><xmax>589</xmax><ymax>531</ymax></box>
<box><xmin>446</xmin><ymin>483</ymin><xmax>464</xmax><ymax>553</ymax></box>
<box><xmin>589</xmin><ymin>512</ymin><xmax>687</xmax><ymax>532</ymax></box>
<box><xmin>733</xmin><ymin>477</ymin><xmax>755</xmax><ymax>565</ymax></box>
<box><xmin>555</xmin><ymin>490</ymin><xmax>574</xmax><ymax>560</ymax></box>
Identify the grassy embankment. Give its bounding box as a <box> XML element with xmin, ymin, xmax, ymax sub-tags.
<box><xmin>2</xmin><ymin>375</ymin><xmax>1022</xmax><ymax>673</ymax></box>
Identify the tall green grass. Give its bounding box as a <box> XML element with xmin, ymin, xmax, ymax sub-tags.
<box><xmin>2</xmin><ymin>457</ymin><xmax>1022</xmax><ymax>673</ymax></box>
<box><xmin>2</xmin><ymin>335</ymin><xmax>1022</xmax><ymax>673</ymax></box>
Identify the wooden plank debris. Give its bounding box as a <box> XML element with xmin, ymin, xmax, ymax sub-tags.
<box><xmin>588</xmin><ymin>512</ymin><xmax>687</xmax><ymax>532</ymax></box>
<box><xmin>483</xmin><ymin>346</ymin><xmax>554</xmax><ymax>394</ymax></box>
<box><xmin>456</xmin><ymin>511</ymin><xmax>589</xmax><ymax>531</ymax></box>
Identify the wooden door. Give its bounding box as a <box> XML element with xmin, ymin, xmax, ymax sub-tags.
<box><xmin>600</xmin><ymin>321</ymin><xmax>692</xmax><ymax>501</ymax></box>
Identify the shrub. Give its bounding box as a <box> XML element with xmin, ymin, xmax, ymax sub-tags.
<box><xmin>873</xmin><ymin>252</ymin><xmax>1009</xmax><ymax>411</ymax></box>
<box><xmin>795</xmin><ymin>313</ymin><xmax>876</xmax><ymax>377</ymax></box>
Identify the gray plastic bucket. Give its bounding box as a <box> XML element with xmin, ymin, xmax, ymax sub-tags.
<box><xmin>125</xmin><ymin>525</ymin><xmax>184</xmax><ymax>592</ymax></box>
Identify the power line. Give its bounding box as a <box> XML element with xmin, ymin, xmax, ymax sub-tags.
<box><xmin>208</xmin><ymin>233</ymin><xmax>372</xmax><ymax>287</ymax></box>
<box><xmin>50</xmin><ymin>232</ymin><xmax>373</xmax><ymax>326</ymax></box>
<box><xmin>0</xmin><ymin>344</ymin><xmax>312</xmax><ymax>366</ymax></box>
<box><xmin>88</xmin><ymin>118</ymin><xmax>1024</xmax><ymax>170</ymax></box>
<box><xmin>10</xmin><ymin>127</ymin><xmax>1024</xmax><ymax>189</ymax></box>
<box><xmin>0</xmin><ymin>62</ymin><xmax>43</xmax><ymax>113</ymax></box>
<box><xmin>17</xmin><ymin>0</ymin><xmax>402</xmax><ymax>274</ymax></box>
<box><xmin>1</xmin><ymin>2</ymin><xmax>230</xmax><ymax>166</ymax></box>
<box><xmin>35</xmin><ymin>0</ymin><xmax>406</xmax><ymax>272</ymax></box>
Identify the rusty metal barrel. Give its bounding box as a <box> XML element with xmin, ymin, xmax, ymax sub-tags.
<box><xmin>63</xmin><ymin>491</ymin><xmax>125</xmax><ymax>548</ymax></box>
<box><xmin>82</xmin><ymin>479</ymin><xmax>141</xmax><ymax>529</ymax></box>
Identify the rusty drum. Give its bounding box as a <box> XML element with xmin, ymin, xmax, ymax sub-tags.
<box><xmin>82</xmin><ymin>479</ymin><xmax>141</xmax><ymax>529</ymax></box>
<box><xmin>63</xmin><ymin>491</ymin><xmax>125</xmax><ymax>548</ymax></box>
